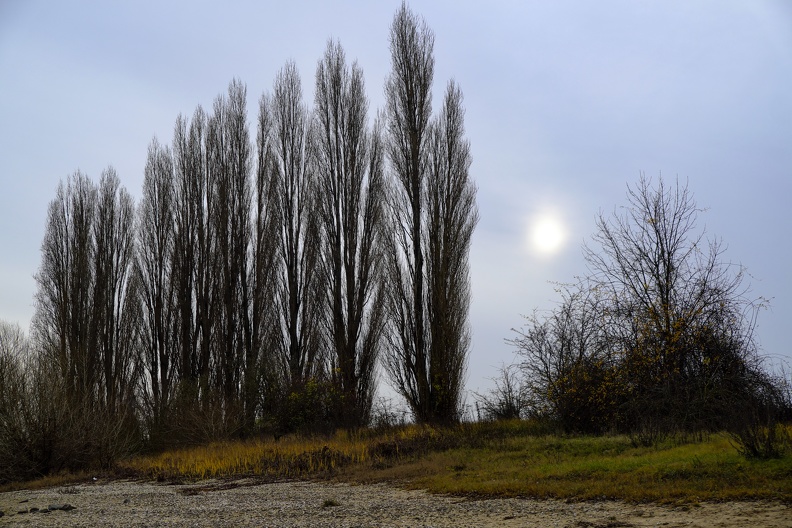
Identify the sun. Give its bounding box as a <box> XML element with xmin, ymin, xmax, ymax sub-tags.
<box><xmin>529</xmin><ymin>214</ymin><xmax>567</xmax><ymax>256</ymax></box>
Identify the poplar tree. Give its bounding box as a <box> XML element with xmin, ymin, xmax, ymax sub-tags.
<box><xmin>314</xmin><ymin>40</ymin><xmax>386</xmax><ymax>427</ymax></box>
<box><xmin>383</xmin><ymin>4</ymin><xmax>478</xmax><ymax>424</ymax></box>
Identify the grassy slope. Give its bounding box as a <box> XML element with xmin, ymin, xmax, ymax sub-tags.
<box><xmin>6</xmin><ymin>421</ymin><xmax>790</xmax><ymax>503</ymax></box>
<box><xmin>351</xmin><ymin>433</ymin><xmax>792</xmax><ymax>503</ymax></box>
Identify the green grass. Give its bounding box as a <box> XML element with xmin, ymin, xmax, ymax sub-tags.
<box><xmin>12</xmin><ymin>420</ymin><xmax>791</xmax><ymax>503</ymax></box>
<box><xmin>367</xmin><ymin>432</ymin><xmax>792</xmax><ymax>503</ymax></box>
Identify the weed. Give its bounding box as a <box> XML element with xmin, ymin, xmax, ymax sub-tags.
<box><xmin>321</xmin><ymin>498</ymin><xmax>340</xmax><ymax>508</ymax></box>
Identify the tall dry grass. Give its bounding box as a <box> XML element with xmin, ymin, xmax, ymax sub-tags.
<box><xmin>121</xmin><ymin>430</ymin><xmax>378</xmax><ymax>481</ymax></box>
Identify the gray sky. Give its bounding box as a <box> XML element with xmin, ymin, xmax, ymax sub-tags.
<box><xmin>1</xmin><ymin>0</ymin><xmax>790</xmax><ymax>401</ymax></box>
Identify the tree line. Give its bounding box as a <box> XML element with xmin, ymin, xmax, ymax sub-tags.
<box><xmin>0</xmin><ymin>4</ymin><xmax>479</xmax><ymax>482</ymax></box>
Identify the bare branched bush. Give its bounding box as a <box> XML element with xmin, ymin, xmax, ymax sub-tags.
<box><xmin>513</xmin><ymin>176</ymin><xmax>778</xmax><ymax>446</ymax></box>
<box><xmin>1</xmin><ymin>324</ymin><xmax>141</xmax><ymax>483</ymax></box>
<box><xmin>511</xmin><ymin>282</ymin><xmax>614</xmax><ymax>433</ymax></box>
<box><xmin>369</xmin><ymin>396</ymin><xmax>411</xmax><ymax>430</ymax></box>
<box><xmin>474</xmin><ymin>364</ymin><xmax>531</xmax><ymax>421</ymax></box>
<box><xmin>0</xmin><ymin>321</ymin><xmax>31</xmax><ymax>483</ymax></box>
<box><xmin>727</xmin><ymin>369</ymin><xmax>790</xmax><ymax>458</ymax></box>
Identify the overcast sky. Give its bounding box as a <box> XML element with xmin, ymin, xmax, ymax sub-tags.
<box><xmin>1</xmin><ymin>0</ymin><xmax>790</xmax><ymax>402</ymax></box>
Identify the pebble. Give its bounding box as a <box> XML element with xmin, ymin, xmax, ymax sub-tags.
<box><xmin>0</xmin><ymin>480</ymin><xmax>789</xmax><ymax>527</ymax></box>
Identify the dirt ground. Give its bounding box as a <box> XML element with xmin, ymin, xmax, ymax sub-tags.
<box><xmin>1</xmin><ymin>478</ymin><xmax>790</xmax><ymax>527</ymax></box>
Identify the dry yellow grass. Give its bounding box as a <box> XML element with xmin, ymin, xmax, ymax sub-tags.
<box><xmin>0</xmin><ymin>471</ymin><xmax>92</xmax><ymax>493</ymax></box>
<box><xmin>120</xmin><ymin>431</ymin><xmax>371</xmax><ymax>481</ymax></box>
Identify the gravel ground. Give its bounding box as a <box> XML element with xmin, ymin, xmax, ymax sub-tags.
<box><xmin>1</xmin><ymin>478</ymin><xmax>790</xmax><ymax>527</ymax></box>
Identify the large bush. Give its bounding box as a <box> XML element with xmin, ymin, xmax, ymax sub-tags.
<box><xmin>514</xmin><ymin>176</ymin><xmax>781</xmax><ymax>446</ymax></box>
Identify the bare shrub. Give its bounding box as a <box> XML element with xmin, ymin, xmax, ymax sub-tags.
<box><xmin>514</xmin><ymin>176</ymin><xmax>775</xmax><ymax>445</ymax></box>
<box><xmin>370</xmin><ymin>396</ymin><xmax>411</xmax><ymax>430</ymax></box>
<box><xmin>728</xmin><ymin>371</ymin><xmax>790</xmax><ymax>459</ymax></box>
<box><xmin>0</xmin><ymin>321</ymin><xmax>31</xmax><ymax>483</ymax></box>
<box><xmin>474</xmin><ymin>364</ymin><xmax>531</xmax><ymax>421</ymax></box>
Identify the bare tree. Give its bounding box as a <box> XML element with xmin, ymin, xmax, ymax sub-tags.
<box><xmin>252</xmin><ymin>92</ymin><xmax>283</xmax><ymax>428</ymax></box>
<box><xmin>32</xmin><ymin>169</ymin><xmax>140</xmax><ymax>466</ymax></box>
<box><xmin>146</xmin><ymin>106</ymin><xmax>226</xmax><ymax>445</ymax></box>
<box><xmin>260</xmin><ymin>62</ymin><xmax>322</xmax><ymax>391</ymax></box>
<box><xmin>382</xmin><ymin>3</ymin><xmax>435</xmax><ymax>423</ymax></box>
<box><xmin>139</xmin><ymin>91</ymin><xmax>255</xmax><ymax>442</ymax></box>
<box><xmin>383</xmin><ymin>5</ymin><xmax>477</xmax><ymax>424</ymax></box>
<box><xmin>205</xmin><ymin>79</ymin><xmax>254</xmax><ymax>430</ymax></box>
<box><xmin>583</xmin><ymin>175</ymin><xmax>763</xmax><ymax>433</ymax></box>
<box><xmin>313</xmin><ymin>39</ymin><xmax>386</xmax><ymax>427</ymax></box>
<box><xmin>136</xmin><ymin>139</ymin><xmax>177</xmax><ymax>427</ymax></box>
<box><xmin>172</xmin><ymin>106</ymin><xmax>217</xmax><ymax>398</ymax></box>
<box><xmin>92</xmin><ymin>168</ymin><xmax>138</xmax><ymax>415</ymax></box>
<box><xmin>513</xmin><ymin>175</ymin><xmax>771</xmax><ymax>439</ymax></box>
<box><xmin>424</xmin><ymin>81</ymin><xmax>478</xmax><ymax>423</ymax></box>
<box><xmin>33</xmin><ymin>171</ymin><xmax>98</xmax><ymax>401</ymax></box>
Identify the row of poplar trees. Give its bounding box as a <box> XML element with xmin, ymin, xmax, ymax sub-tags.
<box><xmin>30</xmin><ymin>4</ymin><xmax>478</xmax><ymax>451</ymax></box>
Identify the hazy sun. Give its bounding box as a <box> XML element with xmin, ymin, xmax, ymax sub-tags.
<box><xmin>529</xmin><ymin>214</ymin><xmax>567</xmax><ymax>256</ymax></box>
